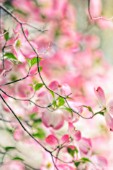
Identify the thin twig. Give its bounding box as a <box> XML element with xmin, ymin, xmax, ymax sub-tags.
<box><xmin>0</xmin><ymin>94</ymin><xmax>50</xmax><ymax>152</ymax></box>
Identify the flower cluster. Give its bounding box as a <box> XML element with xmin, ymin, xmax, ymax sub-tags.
<box><xmin>0</xmin><ymin>0</ymin><xmax>113</xmax><ymax>170</ymax></box>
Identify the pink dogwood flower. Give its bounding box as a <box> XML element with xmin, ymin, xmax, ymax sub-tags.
<box><xmin>78</xmin><ymin>137</ymin><xmax>92</xmax><ymax>155</ymax></box>
<box><xmin>45</xmin><ymin>134</ymin><xmax>70</xmax><ymax>147</ymax></box>
<box><xmin>1</xmin><ymin>161</ymin><xmax>25</xmax><ymax>170</ymax></box>
<box><xmin>42</xmin><ymin>109</ymin><xmax>64</xmax><ymax>130</ymax></box>
<box><xmin>94</xmin><ymin>86</ymin><xmax>113</xmax><ymax>131</ymax></box>
<box><xmin>94</xmin><ymin>86</ymin><xmax>106</xmax><ymax>107</ymax></box>
<box><xmin>49</xmin><ymin>80</ymin><xmax>71</xmax><ymax>97</ymax></box>
<box><xmin>87</xmin><ymin>155</ymin><xmax>108</xmax><ymax>170</ymax></box>
<box><xmin>57</xmin><ymin>164</ymin><xmax>75</xmax><ymax>170</ymax></box>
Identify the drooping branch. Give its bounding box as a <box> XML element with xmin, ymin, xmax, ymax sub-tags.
<box><xmin>0</xmin><ymin>2</ymin><xmax>109</xmax><ymax>169</ymax></box>
<box><xmin>0</xmin><ymin>94</ymin><xmax>49</xmax><ymax>151</ymax></box>
<box><xmin>0</xmin><ymin>93</ymin><xmax>62</xmax><ymax>169</ymax></box>
<box><xmin>0</xmin><ymin>3</ymin><xmax>106</xmax><ymax>120</ymax></box>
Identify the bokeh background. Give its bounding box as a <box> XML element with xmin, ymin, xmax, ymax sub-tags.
<box><xmin>1</xmin><ymin>0</ymin><xmax>113</xmax><ymax>169</ymax></box>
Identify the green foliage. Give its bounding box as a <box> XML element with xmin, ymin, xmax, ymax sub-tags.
<box><xmin>27</xmin><ymin>57</ymin><xmax>41</xmax><ymax>67</ymax></box>
<box><xmin>40</xmin><ymin>14</ymin><xmax>46</xmax><ymax>20</ymax></box>
<box><xmin>15</xmin><ymin>40</ymin><xmax>21</xmax><ymax>48</ymax></box>
<box><xmin>10</xmin><ymin>75</ymin><xmax>17</xmax><ymax>81</ymax></box>
<box><xmin>33</xmin><ymin>118</ymin><xmax>42</xmax><ymax>124</ymax></box>
<box><xmin>49</xmin><ymin>90</ymin><xmax>55</xmax><ymax>98</ymax></box>
<box><xmin>52</xmin><ymin>100</ymin><xmax>57</xmax><ymax>108</ymax></box>
<box><xmin>32</xmin><ymin>119</ymin><xmax>42</xmax><ymax>128</ymax></box>
<box><xmin>4</xmin><ymin>146</ymin><xmax>16</xmax><ymax>152</ymax></box>
<box><xmin>4</xmin><ymin>30</ymin><xmax>10</xmax><ymax>41</ymax></box>
<box><xmin>67</xmin><ymin>147</ymin><xmax>78</xmax><ymax>157</ymax></box>
<box><xmin>6</xmin><ymin>127</ymin><xmax>14</xmax><ymax>134</ymax></box>
<box><xmin>81</xmin><ymin>157</ymin><xmax>91</xmax><ymax>163</ymax></box>
<box><xmin>50</xmin><ymin>97</ymin><xmax>65</xmax><ymax>109</ymax></box>
<box><xmin>3</xmin><ymin>0</ymin><xmax>13</xmax><ymax>9</ymax></box>
<box><xmin>57</xmin><ymin>97</ymin><xmax>65</xmax><ymax>107</ymax></box>
<box><xmin>64</xmin><ymin>107</ymin><xmax>73</xmax><ymax>113</ymax></box>
<box><xmin>34</xmin><ymin>83</ymin><xmax>43</xmax><ymax>91</ymax></box>
<box><xmin>55</xmin><ymin>28</ymin><xmax>61</xmax><ymax>38</ymax></box>
<box><xmin>29</xmin><ymin>112</ymin><xmax>41</xmax><ymax>121</ymax></box>
<box><xmin>13</xmin><ymin>156</ymin><xmax>24</xmax><ymax>161</ymax></box>
<box><xmin>32</xmin><ymin>128</ymin><xmax>46</xmax><ymax>139</ymax></box>
<box><xmin>14</xmin><ymin>9</ymin><xmax>28</xmax><ymax>16</ymax></box>
<box><xmin>39</xmin><ymin>66</ymin><xmax>42</xmax><ymax>72</ymax></box>
<box><xmin>29</xmin><ymin>113</ymin><xmax>37</xmax><ymax>120</ymax></box>
<box><xmin>85</xmin><ymin>106</ymin><xmax>93</xmax><ymax>113</ymax></box>
<box><xmin>4</xmin><ymin>52</ymin><xmax>17</xmax><ymax>61</ymax></box>
<box><xmin>74</xmin><ymin>157</ymin><xmax>91</xmax><ymax>168</ymax></box>
<box><xmin>98</xmin><ymin>112</ymin><xmax>104</xmax><ymax>116</ymax></box>
<box><xmin>74</xmin><ymin>161</ymin><xmax>80</xmax><ymax>167</ymax></box>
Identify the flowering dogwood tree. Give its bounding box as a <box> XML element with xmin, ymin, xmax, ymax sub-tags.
<box><xmin>0</xmin><ymin>0</ymin><xmax>113</xmax><ymax>169</ymax></box>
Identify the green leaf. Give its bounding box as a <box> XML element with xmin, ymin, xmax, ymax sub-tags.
<box><xmin>27</xmin><ymin>57</ymin><xmax>41</xmax><ymax>67</ymax></box>
<box><xmin>32</xmin><ymin>119</ymin><xmax>42</xmax><ymax>128</ymax></box>
<box><xmin>64</xmin><ymin>107</ymin><xmax>73</xmax><ymax>113</ymax></box>
<box><xmin>85</xmin><ymin>106</ymin><xmax>93</xmax><ymax>113</ymax></box>
<box><xmin>32</xmin><ymin>118</ymin><xmax>42</xmax><ymax>128</ymax></box>
<box><xmin>13</xmin><ymin>156</ymin><xmax>24</xmax><ymax>161</ymax></box>
<box><xmin>52</xmin><ymin>100</ymin><xmax>57</xmax><ymax>108</ymax></box>
<box><xmin>29</xmin><ymin>113</ymin><xmax>37</xmax><ymax>120</ymax></box>
<box><xmin>39</xmin><ymin>66</ymin><xmax>42</xmax><ymax>72</ymax></box>
<box><xmin>4</xmin><ymin>53</ymin><xmax>17</xmax><ymax>61</ymax></box>
<box><xmin>34</xmin><ymin>118</ymin><xmax>42</xmax><ymax>124</ymax></box>
<box><xmin>55</xmin><ymin>28</ymin><xmax>61</xmax><ymax>38</ymax></box>
<box><xmin>64</xmin><ymin>107</ymin><xmax>73</xmax><ymax>117</ymax></box>
<box><xmin>41</xmin><ymin>14</ymin><xmax>46</xmax><ymax>19</ymax></box>
<box><xmin>15</xmin><ymin>9</ymin><xmax>28</xmax><ymax>16</ymax></box>
<box><xmin>57</xmin><ymin>97</ymin><xmax>65</xmax><ymax>107</ymax></box>
<box><xmin>6</xmin><ymin>127</ymin><xmax>14</xmax><ymax>134</ymax></box>
<box><xmin>4</xmin><ymin>30</ymin><xmax>10</xmax><ymax>41</ymax></box>
<box><xmin>74</xmin><ymin>157</ymin><xmax>91</xmax><ymax>167</ymax></box>
<box><xmin>74</xmin><ymin>161</ymin><xmax>80</xmax><ymax>167</ymax></box>
<box><xmin>81</xmin><ymin>157</ymin><xmax>91</xmax><ymax>163</ymax></box>
<box><xmin>49</xmin><ymin>90</ymin><xmax>55</xmax><ymax>98</ymax></box>
<box><xmin>98</xmin><ymin>112</ymin><xmax>104</xmax><ymax>116</ymax></box>
<box><xmin>16</xmin><ymin>39</ymin><xmax>21</xmax><ymax>48</ymax></box>
<box><xmin>32</xmin><ymin>128</ymin><xmax>46</xmax><ymax>139</ymax></box>
<box><xmin>4</xmin><ymin>1</ymin><xmax>13</xmax><ymax>8</ymax></box>
<box><xmin>10</xmin><ymin>75</ymin><xmax>17</xmax><ymax>81</ymax></box>
<box><xmin>5</xmin><ymin>146</ymin><xmax>16</xmax><ymax>152</ymax></box>
<box><xmin>67</xmin><ymin>147</ymin><xmax>78</xmax><ymax>157</ymax></box>
<box><xmin>34</xmin><ymin>83</ymin><xmax>43</xmax><ymax>91</ymax></box>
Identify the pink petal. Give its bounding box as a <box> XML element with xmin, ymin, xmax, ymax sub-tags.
<box><xmin>67</xmin><ymin>145</ymin><xmax>76</xmax><ymax>150</ymax></box>
<box><xmin>24</xmin><ymin>29</ymin><xmax>29</xmax><ymax>37</ymax></box>
<box><xmin>106</xmin><ymin>99</ymin><xmax>113</xmax><ymax>116</ymax></box>
<box><xmin>42</xmin><ymin>109</ymin><xmax>64</xmax><ymax>130</ymax></box>
<box><xmin>105</xmin><ymin>113</ymin><xmax>113</xmax><ymax>131</ymax></box>
<box><xmin>97</xmin><ymin>155</ymin><xmax>108</xmax><ymax>167</ymax></box>
<box><xmin>60</xmin><ymin>84</ymin><xmax>71</xmax><ymax>96</ymax></box>
<box><xmin>49</xmin><ymin>80</ymin><xmax>60</xmax><ymax>91</ymax></box>
<box><xmin>79</xmin><ymin>137</ymin><xmax>92</xmax><ymax>155</ymax></box>
<box><xmin>68</xmin><ymin>122</ymin><xmax>75</xmax><ymax>134</ymax></box>
<box><xmin>3</xmin><ymin>161</ymin><xmax>25</xmax><ymax>170</ymax></box>
<box><xmin>90</xmin><ymin>155</ymin><xmax>108</xmax><ymax>169</ymax></box>
<box><xmin>13</xmin><ymin>24</ymin><xmax>21</xmax><ymax>34</ymax></box>
<box><xmin>58</xmin><ymin>164</ymin><xmax>75</xmax><ymax>170</ymax></box>
<box><xmin>13</xmin><ymin>128</ymin><xmax>23</xmax><ymax>141</ymax></box>
<box><xmin>89</xmin><ymin>0</ymin><xmax>102</xmax><ymax>17</ymax></box>
<box><xmin>94</xmin><ymin>86</ymin><xmax>106</xmax><ymax>107</ymax></box>
<box><xmin>74</xmin><ymin>130</ymin><xmax>81</xmax><ymax>141</ymax></box>
<box><xmin>46</xmin><ymin>135</ymin><xmax>58</xmax><ymax>146</ymax></box>
<box><xmin>61</xmin><ymin>134</ymin><xmax>70</xmax><ymax>143</ymax></box>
